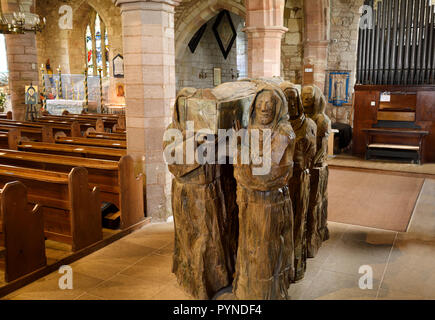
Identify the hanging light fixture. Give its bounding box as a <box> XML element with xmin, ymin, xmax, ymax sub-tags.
<box><xmin>0</xmin><ymin>0</ymin><xmax>46</xmax><ymax>34</ymax></box>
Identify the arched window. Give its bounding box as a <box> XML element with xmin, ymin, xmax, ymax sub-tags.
<box><xmin>85</xmin><ymin>12</ymin><xmax>109</xmax><ymax>76</ymax></box>
<box><xmin>0</xmin><ymin>34</ymin><xmax>8</xmax><ymax>88</ymax></box>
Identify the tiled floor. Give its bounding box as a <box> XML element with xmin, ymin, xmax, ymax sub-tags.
<box><xmin>2</xmin><ymin>179</ymin><xmax>435</xmax><ymax>300</ymax></box>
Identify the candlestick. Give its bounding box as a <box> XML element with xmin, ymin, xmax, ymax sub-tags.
<box><xmin>55</xmin><ymin>80</ymin><xmax>59</xmax><ymax>100</ymax></box>
<box><xmin>71</xmin><ymin>80</ymin><xmax>75</xmax><ymax>100</ymax></box>
<box><xmin>98</xmin><ymin>67</ymin><xmax>104</xmax><ymax>113</ymax></box>
<box><xmin>57</xmin><ymin>65</ymin><xmax>63</xmax><ymax>99</ymax></box>
<box><xmin>40</xmin><ymin>65</ymin><xmax>46</xmax><ymax>111</ymax></box>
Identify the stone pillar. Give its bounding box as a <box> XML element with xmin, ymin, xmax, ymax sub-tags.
<box><xmin>4</xmin><ymin>0</ymin><xmax>39</xmax><ymax>120</ymax></box>
<box><xmin>244</xmin><ymin>0</ymin><xmax>288</xmax><ymax>78</ymax></box>
<box><xmin>115</xmin><ymin>0</ymin><xmax>180</xmax><ymax>220</ymax></box>
<box><xmin>303</xmin><ymin>0</ymin><xmax>330</xmax><ymax>91</ymax></box>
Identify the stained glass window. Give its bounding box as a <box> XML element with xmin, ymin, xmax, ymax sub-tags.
<box><xmin>0</xmin><ymin>34</ymin><xmax>8</xmax><ymax>89</ymax></box>
<box><xmin>85</xmin><ymin>12</ymin><xmax>109</xmax><ymax>76</ymax></box>
<box><xmin>0</xmin><ymin>34</ymin><xmax>7</xmax><ymax>73</ymax></box>
<box><xmin>86</xmin><ymin>25</ymin><xmax>94</xmax><ymax>75</ymax></box>
<box><xmin>95</xmin><ymin>14</ymin><xmax>103</xmax><ymax>70</ymax></box>
<box><xmin>105</xmin><ymin>30</ymin><xmax>109</xmax><ymax>75</ymax></box>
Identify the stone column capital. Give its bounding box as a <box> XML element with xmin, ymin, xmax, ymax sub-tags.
<box><xmin>243</xmin><ymin>26</ymin><xmax>288</xmax><ymax>37</ymax></box>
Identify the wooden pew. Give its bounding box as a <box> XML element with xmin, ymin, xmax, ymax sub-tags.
<box><xmin>0</xmin><ymin>123</ymin><xmax>53</xmax><ymax>143</ymax></box>
<box><xmin>55</xmin><ymin>136</ymin><xmax>126</xmax><ymax>149</ymax></box>
<box><xmin>0</xmin><ymin>128</ymin><xmax>20</xmax><ymax>150</ymax></box>
<box><xmin>18</xmin><ymin>141</ymin><xmax>126</xmax><ymax>161</ymax></box>
<box><xmin>0</xmin><ymin>119</ymin><xmax>81</xmax><ymax>140</ymax></box>
<box><xmin>36</xmin><ymin>116</ymin><xmax>107</xmax><ymax>133</ymax></box>
<box><xmin>0</xmin><ymin>165</ymin><xmax>102</xmax><ymax>251</ymax></box>
<box><xmin>86</xmin><ymin>131</ymin><xmax>126</xmax><ymax>141</ymax></box>
<box><xmin>113</xmin><ymin>127</ymin><xmax>126</xmax><ymax>134</ymax></box>
<box><xmin>0</xmin><ymin>150</ymin><xmax>145</xmax><ymax>229</ymax></box>
<box><xmin>40</xmin><ymin>115</ymin><xmax>120</xmax><ymax>133</ymax></box>
<box><xmin>64</xmin><ymin>110</ymin><xmax>120</xmax><ymax>118</ymax></box>
<box><xmin>0</xmin><ymin>111</ymin><xmax>12</xmax><ymax>120</ymax></box>
<box><xmin>62</xmin><ymin>111</ymin><xmax>126</xmax><ymax>131</ymax></box>
<box><xmin>0</xmin><ymin>181</ymin><xmax>46</xmax><ymax>282</ymax></box>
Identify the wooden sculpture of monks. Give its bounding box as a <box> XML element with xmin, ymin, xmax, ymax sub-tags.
<box><xmin>301</xmin><ymin>85</ymin><xmax>332</xmax><ymax>258</ymax></box>
<box><xmin>163</xmin><ymin>88</ymin><xmax>232</xmax><ymax>300</ymax></box>
<box><xmin>233</xmin><ymin>84</ymin><xmax>296</xmax><ymax>300</ymax></box>
<box><xmin>280</xmin><ymin>82</ymin><xmax>317</xmax><ymax>282</ymax></box>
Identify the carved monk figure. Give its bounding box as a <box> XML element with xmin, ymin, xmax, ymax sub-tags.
<box><xmin>302</xmin><ymin>85</ymin><xmax>332</xmax><ymax>258</ymax></box>
<box><xmin>163</xmin><ymin>88</ymin><xmax>232</xmax><ymax>300</ymax></box>
<box><xmin>280</xmin><ymin>82</ymin><xmax>317</xmax><ymax>282</ymax></box>
<box><xmin>233</xmin><ymin>84</ymin><xmax>296</xmax><ymax>300</ymax></box>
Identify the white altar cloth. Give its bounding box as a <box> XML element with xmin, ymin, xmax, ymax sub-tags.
<box><xmin>46</xmin><ymin>99</ymin><xmax>86</xmax><ymax>115</ymax></box>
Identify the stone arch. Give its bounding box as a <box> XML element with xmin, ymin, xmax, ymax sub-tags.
<box><xmin>68</xmin><ymin>0</ymin><xmax>123</xmax><ymax>75</ymax></box>
<box><xmin>175</xmin><ymin>0</ymin><xmax>246</xmax><ymax>61</ymax></box>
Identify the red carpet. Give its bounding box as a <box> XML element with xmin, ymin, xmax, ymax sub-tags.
<box><xmin>328</xmin><ymin>168</ymin><xmax>424</xmax><ymax>232</ymax></box>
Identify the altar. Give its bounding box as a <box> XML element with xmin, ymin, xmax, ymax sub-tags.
<box><xmin>46</xmin><ymin>99</ymin><xmax>86</xmax><ymax>115</ymax></box>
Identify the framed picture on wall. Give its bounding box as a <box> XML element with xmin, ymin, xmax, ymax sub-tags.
<box><xmin>113</xmin><ymin>54</ymin><xmax>124</xmax><ymax>78</ymax></box>
<box><xmin>214</xmin><ymin>68</ymin><xmax>222</xmax><ymax>86</ymax></box>
<box><xmin>116</xmin><ymin>83</ymin><xmax>125</xmax><ymax>97</ymax></box>
<box><xmin>328</xmin><ymin>71</ymin><xmax>350</xmax><ymax>106</ymax></box>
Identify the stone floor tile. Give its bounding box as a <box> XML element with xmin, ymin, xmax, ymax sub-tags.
<box><xmin>380</xmin><ymin>237</ymin><xmax>435</xmax><ymax>299</ymax></box>
<box><xmin>152</xmin><ymin>283</ymin><xmax>194</xmax><ymax>300</ymax></box>
<box><xmin>86</xmin><ymin>274</ymin><xmax>166</xmax><ymax>300</ymax></box>
<box><xmin>301</xmin><ymin>269</ymin><xmax>379</xmax><ymax>300</ymax></box>
<box><xmin>322</xmin><ymin>237</ymin><xmax>393</xmax><ymax>281</ymax></box>
<box><xmin>119</xmin><ymin>254</ymin><xmax>175</xmax><ymax>285</ymax></box>
<box><xmin>3</xmin><ymin>271</ymin><xmax>104</xmax><ymax>300</ymax></box>
<box><xmin>75</xmin><ymin>293</ymin><xmax>104</xmax><ymax>300</ymax></box>
<box><xmin>377</xmin><ymin>288</ymin><xmax>427</xmax><ymax>300</ymax></box>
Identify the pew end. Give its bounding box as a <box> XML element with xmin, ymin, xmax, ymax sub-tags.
<box><xmin>42</xmin><ymin>126</ymin><xmax>55</xmax><ymax>143</ymax></box>
<box><xmin>1</xmin><ymin>181</ymin><xmax>46</xmax><ymax>282</ymax></box>
<box><xmin>68</xmin><ymin>167</ymin><xmax>103</xmax><ymax>251</ymax></box>
<box><xmin>118</xmin><ymin>155</ymin><xmax>145</xmax><ymax>229</ymax></box>
<box><xmin>71</xmin><ymin>121</ymin><xmax>82</xmax><ymax>137</ymax></box>
<box><xmin>6</xmin><ymin>128</ymin><xmax>20</xmax><ymax>150</ymax></box>
<box><xmin>96</xmin><ymin>119</ymin><xmax>105</xmax><ymax>133</ymax></box>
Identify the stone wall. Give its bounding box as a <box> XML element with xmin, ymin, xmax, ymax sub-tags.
<box><xmin>36</xmin><ymin>0</ymin><xmax>123</xmax><ymax>74</ymax></box>
<box><xmin>2</xmin><ymin>0</ymin><xmax>38</xmax><ymax>120</ymax></box>
<box><xmin>174</xmin><ymin>0</ymin><xmax>246</xmax><ymax>61</ymax></box>
<box><xmin>281</xmin><ymin>0</ymin><xmax>304</xmax><ymax>83</ymax></box>
<box><xmin>326</xmin><ymin>0</ymin><xmax>364</xmax><ymax>126</ymax></box>
<box><xmin>5</xmin><ymin>33</ymin><xmax>39</xmax><ymax>120</ymax></box>
<box><xmin>176</xmin><ymin>12</ymin><xmax>243</xmax><ymax>91</ymax></box>
<box><xmin>35</xmin><ymin>0</ymin><xmax>124</xmax><ymax>104</ymax></box>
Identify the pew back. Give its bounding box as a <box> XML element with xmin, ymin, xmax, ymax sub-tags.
<box><xmin>18</xmin><ymin>141</ymin><xmax>125</xmax><ymax>161</ymax></box>
<box><xmin>0</xmin><ymin>165</ymin><xmax>102</xmax><ymax>251</ymax></box>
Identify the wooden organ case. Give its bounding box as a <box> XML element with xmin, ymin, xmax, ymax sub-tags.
<box><xmin>353</xmin><ymin>0</ymin><xmax>435</xmax><ymax>164</ymax></box>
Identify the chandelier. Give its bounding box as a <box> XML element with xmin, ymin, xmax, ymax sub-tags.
<box><xmin>0</xmin><ymin>1</ymin><xmax>46</xmax><ymax>34</ymax></box>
